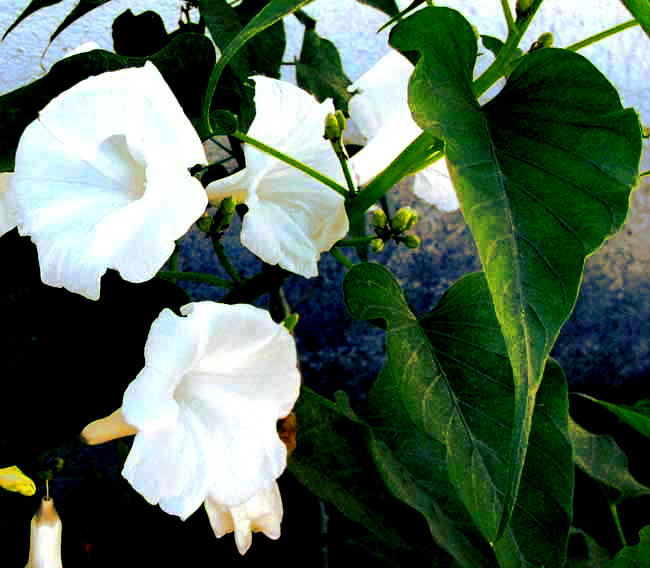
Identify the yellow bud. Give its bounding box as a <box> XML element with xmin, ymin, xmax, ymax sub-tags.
<box><xmin>392</xmin><ymin>207</ymin><xmax>416</xmax><ymax>233</ymax></box>
<box><xmin>529</xmin><ymin>32</ymin><xmax>553</xmax><ymax>52</ymax></box>
<box><xmin>334</xmin><ymin>110</ymin><xmax>347</xmax><ymax>133</ymax></box>
<box><xmin>372</xmin><ymin>208</ymin><xmax>388</xmax><ymax>231</ymax></box>
<box><xmin>323</xmin><ymin>113</ymin><xmax>342</xmax><ymax>141</ymax></box>
<box><xmin>196</xmin><ymin>212</ymin><xmax>213</xmax><ymax>233</ymax></box>
<box><xmin>403</xmin><ymin>234</ymin><xmax>421</xmax><ymax>249</ymax></box>
<box><xmin>370</xmin><ymin>238</ymin><xmax>385</xmax><ymax>253</ymax></box>
<box><xmin>0</xmin><ymin>465</ymin><xmax>36</xmax><ymax>496</ymax></box>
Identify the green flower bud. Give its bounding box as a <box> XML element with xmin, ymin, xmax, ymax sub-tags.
<box><xmin>516</xmin><ymin>0</ymin><xmax>534</xmax><ymax>19</ymax></box>
<box><xmin>335</xmin><ymin>110</ymin><xmax>347</xmax><ymax>133</ymax></box>
<box><xmin>402</xmin><ymin>234</ymin><xmax>421</xmax><ymax>249</ymax></box>
<box><xmin>196</xmin><ymin>212</ymin><xmax>213</xmax><ymax>234</ymax></box>
<box><xmin>282</xmin><ymin>313</ymin><xmax>299</xmax><ymax>333</ymax></box>
<box><xmin>529</xmin><ymin>32</ymin><xmax>553</xmax><ymax>52</ymax></box>
<box><xmin>404</xmin><ymin>210</ymin><xmax>418</xmax><ymax>231</ymax></box>
<box><xmin>392</xmin><ymin>207</ymin><xmax>416</xmax><ymax>233</ymax></box>
<box><xmin>370</xmin><ymin>238</ymin><xmax>385</xmax><ymax>253</ymax></box>
<box><xmin>371</xmin><ymin>208</ymin><xmax>388</xmax><ymax>231</ymax></box>
<box><xmin>324</xmin><ymin>112</ymin><xmax>342</xmax><ymax>141</ymax></box>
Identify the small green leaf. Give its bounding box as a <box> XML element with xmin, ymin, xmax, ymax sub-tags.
<box><xmin>620</xmin><ymin>0</ymin><xmax>650</xmax><ymax>40</ymax></box>
<box><xmin>576</xmin><ymin>395</ymin><xmax>650</xmax><ymax>441</ymax></box>
<box><xmin>2</xmin><ymin>0</ymin><xmax>62</xmax><ymax>40</ymax></box>
<box><xmin>50</xmin><ymin>0</ymin><xmax>111</xmax><ymax>43</ymax></box>
<box><xmin>345</xmin><ymin>264</ymin><xmax>574</xmax><ymax>567</ymax></box>
<box><xmin>607</xmin><ymin>525</ymin><xmax>650</xmax><ymax>567</ymax></box>
<box><xmin>208</xmin><ymin>109</ymin><xmax>239</xmax><ymax>135</ymax></box>
<box><xmin>570</xmin><ymin>418</ymin><xmax>650</xmax><ymax>503</ymax></box>
<box><xmin>297</xmin><ymin>27</ymin><xmax>353</xmax><ymax>112</ymax></box>
<box><xmin>481</xmin><ymin>35</ymin><xmax>523</xmax><ymax>75</ymax></box>
<box><xmin>356</xmin><ymin>0</ymin><xmax>400</xmax><ymax>17</ymax></box>
<box><xmin>390</xmin><ymin>6</ymin><xmax>642</xmax><ymax>538</ymax></box>
<box><xmin>112</xmin><ymin>9</ymin><xmax>169</xmax><ymax>57</ymax></box>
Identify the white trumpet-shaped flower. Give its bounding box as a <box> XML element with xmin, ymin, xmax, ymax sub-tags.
<box><xmin>10</xmin><ymin>61</ymin><xmax>208</xmax><ymax>300</ymax></box>
<box><xmin>81</xmin><ymin>301</ymin><xmax>300</xmax><ymax>552</ymax></box>
<box><xmin>347</xmin><ymin>51</ymin><xmax>459</xmax><ymax>211</ymax></box>
<box><xmin>206</xmin><ymin>76</ymin><xmax>349</xmax><ymax>278</ymax></box>
<box><xmin>26</xmin><ymin>498</ymin><xmax>63</xmax><ymax>568</ymax></box>
<box><xmin>205</xmin><ymin>481</ymin><xmax>283</xmax><ymax>555</ymax></box>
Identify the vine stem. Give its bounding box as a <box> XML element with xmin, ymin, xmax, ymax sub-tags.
<box><xmin>472</xmin><ymin>0</ymin><xmax>544</xmax><ymax>99</ymax></box>
<box><xmin>610</xmin><ymin>503</ymin><xmax>628</xmax><ymax>548</ymax></box>
<box><xmin>334</xmin><ymin>236</ymin><xmax>376</xmax><ymax>247</ymax></box>
<box><xmin>211</xmin><ymin>236</ymin><xmax>244</xmax><ymax>284</ymax></box>
<box><xmin>329</xmin><ymin>248</ymin><xmax>355</xmax><ymax>269</ymax></box>
<box><xmin>500</xmin><ymin>0</ymin><xmax>517</xmax><ymax>35</ymax></box>
<box><xmin>566</xmin><ymin>18</ymin><xmax>639</xmax><ymax>52</ymax></box>
<box><xmin>232</xmin><ymin>131</ymin><xmax>349</xmax><ymax>198</ymax></box>
<box><xmin>157</xmin><ymin>271</ymin><xmax>235</xmax><ymax>290</ymax></box>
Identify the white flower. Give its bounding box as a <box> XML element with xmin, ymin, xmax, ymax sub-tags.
<box><xmin>81</xmin><ymin>301</ymin><xmax>300</xmax><ymax>552</ymax></box>
<box><xmin>10</xmin><ymin>61</ymin><xmax>208</xmax><ymax>300</ymax></box>
<box><xmin>205</xmin><ymin>481</ymin><xmax>283</xmax><ymax>555</ymax></box>
<box><xmin>0</xmin><ymin>173</ymin><xmax>16</xmax><ymax>237</ymax></box>
<box><xmin>26</xmin><ymin>498</ymin><xmax>63</xmax><ymax>568</ymax></box>
<box><xmin>206</xmin><ymin>76</ymin><xmax>349</xmax><ymax>278</ymax></box>
<box><xmin>347</xmin><ymin>50</ymin><xmax>459</xmax><ymax>211</ymax></box>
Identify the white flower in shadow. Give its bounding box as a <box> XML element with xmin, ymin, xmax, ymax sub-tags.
<box><xmin>206</xmin><ymin>76</ymin><xmax>349</xmax><ymax>278</ymax></box>
<box><xmin>81</xmin><ymin>301</ymin><xmax>300</xmax><ymax>552</ymax></box>
<box><xmin>347</xmin><ymin>50</ymin><xmax>459</xmax><ymax>211</ymax></box>
<box><xmin>26</xmin><ymin>498</ymin><xmax>62</xmax><ymax>568</ymax></box>
<box><xmin>10</xmin><ymin>61</ymin><xmax>207</xmax><ymax>300</ymax></box>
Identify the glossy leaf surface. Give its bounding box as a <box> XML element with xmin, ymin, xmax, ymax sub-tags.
<box><xmin>389</xmin><ymin>6</ymin><xmax>641</xmax><ymax>536</ymax></box>
<box><xmin>344</xmin><ymin>263</ymin><xmax>573</xmax><ymax>567</ymax></box>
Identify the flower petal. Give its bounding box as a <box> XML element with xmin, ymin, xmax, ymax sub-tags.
<box><xmin>413</xmin><ymin>161</ymin><xmax>459</xmax><ymax>211</ymax></box>
<box><xmin>0</xmin><ymin>173</ymin><xmax>16</xmax><ymax>237</ymax></box>
<box><xmin>205</xmin><ymin>482</ymin><xmax>283</xmax><ymax>555</ymax></box>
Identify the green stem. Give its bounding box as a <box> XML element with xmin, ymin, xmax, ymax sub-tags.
<box><xmin>640</xmin><ymin>170</ymin><xmax>650</xmax><ymax>177</ymax></box>
<box><xmin>472</xmin><ymin>0</ymin><xmax>544</xmax><ymax>98</ymax></box>
<box><xmin>211</xmin><ymin>236</ymin><xmax>243</xmax><ymax>284</ymax></box>
<box><xmin>348</xmin><ymin>134</ymin><xmax>444</xmax><ymax>216</ymax></box>
<box><xmin>500</xmin><ymin>0</ymin><xmax>517</xmax><ymax>35</ymax></box>
<box><xmin>334</xmin><ymin>236</ymin><xmax>376</xmax><ymax>247</ymax></box>
<box><xmin>566</xmin><ymin>18</ymin><xmax>639</xmax><ymax>52</ymax></box>
<box><xmin>329</xmin><ymin>248</ymin><xmax>355</xmax><ymax>269</ymax></box>
<box><xmin>232</xmin><ymin>131</ymin><xmax>348</xmax><ymax>198</ymax></box>
<box><xmin>157</xmin><ymin>271</ymin><xmax>235</xmax><ymax>290</ymax></box>
<box><xmin>337</xmin><ymin>151</ymin><xmax>357</xmax><ymax>195</ymax></box>
<box><xmin>610</xmin><ymin>503</ymin><xmax>628</xmax><ymax>548</ymax></box>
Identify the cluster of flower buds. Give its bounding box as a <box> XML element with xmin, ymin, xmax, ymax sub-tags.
<box><xmin>197</xmin><ymin>196</ymin><xmax>236</xmax><ymax>239</ymax></box>
<box><xmin>370</xmin><ymin>206</ymin><xmax>420</xmax><ymax>253</ymax></box>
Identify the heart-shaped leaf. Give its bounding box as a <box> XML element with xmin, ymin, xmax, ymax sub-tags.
<box><xmin>619</xmin><ymin>0</ymin><xmax>650</xmax><ymax>40</ymax></box>
<box><xmin>345</xmin><ymin>263</ymin><xmax>573</xmax><ymax>567</ymax></box>
<box><xmin>389</xmin><ymin>6</ymin><xmax>642</xmax><ymax>536</ymax></box>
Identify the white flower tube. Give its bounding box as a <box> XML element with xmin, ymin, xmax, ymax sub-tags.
<box><xmin>81</xmin><ymin>301</ymin><xmax>301</xmax><ymax>552</ymax></box>
<box><xmin>10</xmin><ymin>62</ymin><xmax>208</xmax><ymax>300</ymax></box>
<box><xmin>347</xmin><ymin>50</ymin><xmax>459</xmax><ymax>211</ymax></box>
<box><xmin>206</xmin><ymin>77</ymin><xmax>349</xmax><ymax>278</ymax></box>
<box><xmin>25</xmin><ymin>498</ymin><xmax>62</xmax><ymax>568</ymax></box>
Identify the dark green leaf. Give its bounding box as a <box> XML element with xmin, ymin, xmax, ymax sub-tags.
<box><xmin>290</xmin><ymin>387</ymin><xmax>452</xmax><ymax>566</ymax></box>
<box><xmin>112</xmin><ymin>9</ymin><xmax>169</xmax><ymax>57</ymax></box>
<box><xmin>356</xmin><ymin>0</ymin><xmax>400</xmax><ymax>17</ymax></box>
<box><xmin>2</xmin><ymin>0</ymin><xmax>62</xmax><ymax>40</ymax></box>
<box><xmin>201</xmin><ymin>0</ymin><xmax>312</xmax><ymax>108</ymax></box>
<box><xmin>606</xmin><ymin>525</ymin><xmax>650</xmax><ymax>567</ymax></box>
<box><xmin>576</xmin><ymin>395</ymin><xmax>650</xmax><ymax>441</ymax></box>
<box><xmin>345</xmin><ymin>264</ymin><xmax>574</xmax><ymax>567</ymax></box>
<box><xmin>570</xmin><ymin>418</ymin><xmax>650</xmax><ymax>504</ymax></box>
<box><xmin>50</xmin><ymin>0</ymin><xmax>111</xmax><ymax>43</ymax></box>
<box><xmin>620</xmin><ymin>0</ymin><xmax>650</xmax><ymax>40</ymax></box>
<box><xmin>0</xmin><ymin>33</ymin><xmax>215</xmax><ymax>171</ymax></box>
<box><xmin>377</xmin><ymin>0</ymin><xmax>427</xmax><ymax>32</ymax></box>
<box><xmin>208</xmin><ymin>110</ymin><xmax>239</xmax><ymax>135</ymax></box>
<box><xmin>198</xmin><ymin>0</ymin><xmax>250</xmax><ymax>80</ymax></box>
<box><xmin>235</xmin><ymin>0</ymin><xmax>286</xmax><ymax>79</ymax></box>
<box><xmin>296</xmin><ymin>27</ymin><xmax>353</xmax><ymax>112</ymax></box>
<box><xmin>390</xmin><ymin>6</ymin><xmax>642</xmax><ymax>537</ymax></box>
